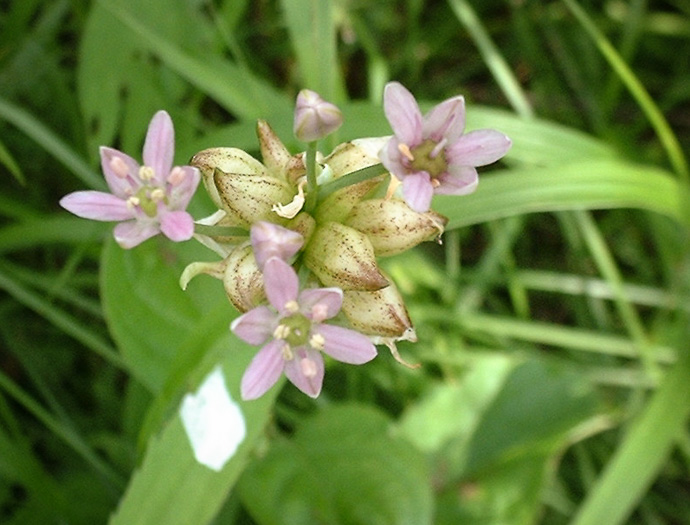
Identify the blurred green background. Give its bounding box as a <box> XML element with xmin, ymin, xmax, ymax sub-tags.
<box><xmin>1</xmin><ymin>1</ymin><xmax>690</xmax><ymax>523</ymax></box>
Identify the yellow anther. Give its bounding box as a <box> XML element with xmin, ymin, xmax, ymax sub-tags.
<box><xmin>150</xmin><ymin>188</ymin><xmax>165</xmax><ymax>202</ymax></box>
<box><xmin>309</xmin><ymin>333</ymin><xmax>325</xmax><ymax>350</ymax></box>
<box><xmin>281</xmin><ymin>344</ymin><xmax>294</xmax><ymax>360</ymax></box>
<box><xmin>285</xmin><ymin>300</ymin><xmax>299</xmax><ymax>314</ymax></box>
<box><xmin>273</xmin><ymin>324</ymin><xmax>291</xmax><ymax>340</ymax></box>
<box><xmin>139</xmin><ymin>166</ymin><xmax>155</xmax><ymax>181</ymax></box>
<box><xmin>126</xmin><ymin>196</ymin><xmax>140</xmax><ymax>208</ymax></box>
<box><xmin>397</xmin><ymin>143</ymin><xmax>415</xmax><ymax>162</ymax></box>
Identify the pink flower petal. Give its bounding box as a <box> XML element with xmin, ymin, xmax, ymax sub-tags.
<box><xmin>422</xmin><ymin>95</ymin><xmax>465</xmax><ymax>143</ymax></box>
<box><xmin>379</xmin><ymin>136</ymin><xmax>409</xmax><ymax>179</ymax></box>
<box><xmin>159</xmin><ymin>210</ymin><xmax>195</xmax><ymax>242</ymax></box>
<box><xmin>60</xmin><ymin>191</ymin><xmax>134</xmax><ymax>221</ymax></box>
<box><xmin>402</xmin><ymin>172</ymin><xmax>434</xmax><ymax>213</ymax></box>
<box><xmin>168</xmin><ymin>166</ymin><xmax>201</xmax><ymax>209</ymax></box>
<box><xmin>241</xmin><ymin>339</ymin><xmax>286</xmax><ymax>400</ymax></box>
<box><xmin>435</xmin><ymin>165</ymin><xmax>478</xmax><ymax>196</ymax></box>
<box><xmin>143</xmin><ymin>110</ymin><xmax>174</xmax><ymax>182</ymax></box>
<box><xmin>283</xmin><ymin>348</ymin><xmax>324</xmax><ymax>398</ymax></box>
<box><xmin>263</xmin><ymin>257</ymin><xmax>299</xmax><ymax>313</ymax></box>
<box><xmin>231</xmin><ymin>305</ymin><xmax>277</xmax><ymax>345</ymax></box>
<box><xmin>383</xmin><ymin>82</ymin><xmax>422</xmax><ymax>146</ymax></box>
<box><xmin>314</xmin><ymin>324</ymin><xmax>377</xmax><ymax>364</ymax></box>
<box><xmin>447</xmin><ymin>129</ymin><xmax>512</xmax><ymax>167</ymax></box>
<box><xmin>113</xmin><ymin>220</ymin><xmax>160</xmax><ymax>248</ymax></box>
<box><xmin>100</xmin><ymin>147</ymin><xmax>140</xmax><ymax>197</ymax></box>
<box><xmin>298</xmin><ymin>288</ymin><xmax>343</xmax><ymax>321</ymax></box>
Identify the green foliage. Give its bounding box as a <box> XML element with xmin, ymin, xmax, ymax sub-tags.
<box><xmin>1</xmin><ymin>0</ymin><xmax>690</xmax><ymax>524</ymax></box>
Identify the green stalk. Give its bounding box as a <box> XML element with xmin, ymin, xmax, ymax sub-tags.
<box><xmin>304</xmin><ymin>141</ymin><xmax>318</xmax><ymax>212</ymax></box>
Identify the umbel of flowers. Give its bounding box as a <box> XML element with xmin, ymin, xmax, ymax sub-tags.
<box><xmin>60</xmin><ymin>84</ymin><xmax>511</xmax><ymax>400</ymax></box>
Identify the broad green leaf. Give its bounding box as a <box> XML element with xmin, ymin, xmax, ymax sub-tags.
<box><xmin>434</xmin><ymin>159</ymin><xmax>690</xmax><ymax>230</ymax></box>
<box><xmin>399</xmin><ymin>355</ymin><xmax>600</xmax><ymax>525</ymax></box>
<box><xmin>109</xmin><ymin>336</ymin><xmax>280</xmax><ymax>525</ymax></box>
<box><xmin>100</xmin><ymin>237</ymin><xmax>229</xmax><ymax>393</ymax></box>
<box><xmin>239</xmin><ymin>404</ymin><xmax>433</xmax><ymax>525</ymax></box>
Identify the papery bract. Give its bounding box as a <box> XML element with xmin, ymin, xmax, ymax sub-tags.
<box><xmin>60</xmin><ymin>111</ymin><xmax>200</xmax><ymax>248</ymax></box>
<box><xmin>379</xmin><ymin>81</ymin><xmax>511</xmax><ymax>213</ymax></box>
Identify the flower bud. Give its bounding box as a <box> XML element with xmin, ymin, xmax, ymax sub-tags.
<box><xmin>293</xmin><ymin>89</ymin><xmax>343</xmax><ymax>142</ymax></box>
<box><xmin>223</xmin><ymin>244</ymin><xmax>265</xmax><ymax>312</ymax></box>
<box><xmin>344</xmin><ymin>199</ymin><xmax>448</xmax><ymax>256</ymax></box>
<box><xmin>341</xmin><ymin>279</ymin><xmax>415</xmax><ymax>339</ymax></box>
<box><xmin>250</xmin><ymin>221</ymin><xmax>304</xmax><ymax>270</ymax></box>
<box><xmin>304</xmin><ymin>222</ymin><xmax>388</xmax><ymax>291</ymax></box>
<box><xmin>256</xmin><ymin>120</ymin><xmax>291</xmax><ymax>179</ymax></box>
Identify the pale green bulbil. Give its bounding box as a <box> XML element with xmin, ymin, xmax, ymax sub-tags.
<box><xmin>213</xmin><ymin>168</ymin><xmax>294</xmax><ymax>228</ymax></box>
<box><xmin>341</xmin><ymin>279</ymin><xmax>414</xmax><ymax>339</ymax></box>
<box><xmin>344</xmin><ymin>198</ymin><xmax>448</xmax><ymax>257</ymax></box>
<box><xmin>191</xmin><ymin>147</ymin><xmax>269</xmax><ymax>210</ymax></box>
<box><xmin>222</xmin><ymin>243</ymin><xmax>265</xmax><ymax>312</ymax></box>
<box><xmin>304</xmin><ymin>221</ymin><xmax>388</xmax><ymax>291</ymax></box>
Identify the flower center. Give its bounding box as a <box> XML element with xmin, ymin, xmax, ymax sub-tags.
<box><xmin>409</xmin><ymin>139</ymin><xmax>448</xmax><ymax>178</ymax></box>
<box><xmin>277</xmin><ymin>313</ymin><xmax>312</xmax><ymax>347</ymax></box>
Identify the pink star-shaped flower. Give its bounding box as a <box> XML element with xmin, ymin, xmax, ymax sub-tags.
<box><xmin>379</xmin><ymin>82</ymin><xmax>511</xmax><ymax>213</ymax></box>
<box><xmin>60</xmin><ymin>111</ymin><xmax>200</xmax><ymax>248</ymax></box>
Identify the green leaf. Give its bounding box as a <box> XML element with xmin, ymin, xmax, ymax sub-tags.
<box><xmin>434</xmin><ymin>160</ymin><xmax>690</xmax><ymax>230</ymax></box>
<box><xmin>110</xmin><ymin>337</ymin><xmax>280</xmax><ymax>525</ymax></box>
<box><xmin>100</xmin><ymin>237</ymin><xmax>229</xmax><ymax>393</ymax></box>
<box><xmin>239</xmin><ymin>404</ymin><xmax>434</xmax><ymax>525</ymax></box>
<box><xmin>280</xmin><ymin>0</ymin><xmax>345</xmax><ymax>104</ymax></box>
<box><xmin>398</xmin><ymin>355</ymin><xmax>600</xmax><ymax>525</ymax></box>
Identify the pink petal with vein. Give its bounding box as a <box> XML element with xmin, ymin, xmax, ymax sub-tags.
<box><xmin>231</xmin><ymin>306</ymin><xmax>276</xmax><ymax>345</ymax></box>
<box><xmin>402</xmin><ymin>171</ymin><xmax>434</xmax><ymax>213</ymax></box>
<box><xmin>422</xmin><ymin>95</ymin><xmax>465</xmax><ymax>143</ymax></box>
<box><xmin>241</xmin><ymin>340</ymin><xmax>285</xmax><ymax>400</ymax></box>
<box><xmin>113</xmin><ymin>220</ymin><xmax>160</xmax><ymax>249</ymax></box>
<box><xmin>315</xmin><ymin>324</ymin><xmax>377</xmax><ymax>364</ymax></box>
<box><xmin>263</xmin><ymin>258</ymin><xmax>299</xmax><ymax>313</ymax></box>
<box><xmin>60</xmin><ymin>191</ymin><xmax>133</xmax><ymax>221</ymax></box>
<box><xmin>143</xmin><ymin>110</ymin><xmax>174</xmax><ymax>182</ymax></box>
<box><xmin>447</xmin><ymin>129</ymin><xmax>512</xmax><ymax>167</ymax></box>
<box><xmin>159</xmin><ymin>210</ymin><xmax>195</xmax><ymax>242</ymax></box>
<box><xmin>383</xmin><ymin>82</ymin><xmax>422</xmax><ymax>145</ymax></box>
<box><xmin>100</xmin><ymin>147</ymin><xmax>140</xmax><ymax>197</ymax></box>
<box><xmin>284</xmin><ymin>348</ymin><xmax>324</xmax><ymax>398</ymax></box>
<box><xmin>435</xmin><ymin>166</ymin><xmax>478</xmax><ymax>195</ymax></box>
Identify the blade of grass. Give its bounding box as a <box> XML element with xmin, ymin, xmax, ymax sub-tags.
<box><xmin>0</xmin><ymin>97</ymin><xmax>103</xmax><ymax>189</ymax></box>
<box><xmin>571</xmin><ymin>346</ymin><xmax>690</xmax><ymax>525</ymax></box>
<box><xmin>434</xmin><ymin>159</ymin><xmax>690</xmax><ymax>231</ymax></box>
<box><xmin>0</xmin><ymin>269</ymin><xmax>125</xmax><ymax>370</ymax></box>
<box><xmin>447</xmin><ymin>0</ymin><xmax>534</xmax><ymax>119</ymax></box>
<box><xmin>0</xmin><ymin>368</ymin><xmax>126</xmax><ymax>491</ymax></box>
<box><xmin>561</xmin><ymin>0</ymin><xmax>689</xmax><ymax>181</ymax></box>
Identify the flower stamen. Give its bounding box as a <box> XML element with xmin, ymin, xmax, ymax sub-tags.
<box><xmin>273</xmin><ymin>324</ymin><xmax>291</xmax><ymax>339</ymax></box>
<box><xmin>309</xmin><ymin>333</ymin><xmax>325</xmax><ymax>350</ymax></box>
<box><xmin>398</xmin><ymin>143</ymin><xmax>415</xmax><ymax>162</ymax></box>
<box><xmin>285</xmin><ymin>300</ymin><xmax>300</xmax><ymax>314</ymax></box>
<box><xmin>139</xmin><ymin>166</ymin><xmax>155</xmax><ymax>181</ymax></box>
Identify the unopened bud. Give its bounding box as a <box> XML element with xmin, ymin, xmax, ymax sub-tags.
<box><xmin>293</xmin><ymin>89</ymin><xmax>343</xmax><ymax>142</ymax></box>
<box><xmin>250</xmin><ymin>221</ymin><xmax>304</xmax><ymax>270</ymax></box>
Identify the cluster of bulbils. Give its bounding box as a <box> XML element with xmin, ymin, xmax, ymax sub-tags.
<box><xmin>60</xmin><ymin>82</ymin><xmax>511</xmax><ymax>400</ymax></box>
